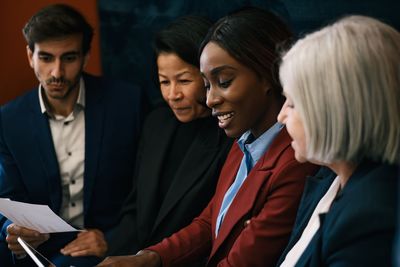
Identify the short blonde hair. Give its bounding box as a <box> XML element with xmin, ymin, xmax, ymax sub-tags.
<box><xmin>280</xmin><ymin>15</ymin><xmax>400</xmax><ymax>164</ymax></box>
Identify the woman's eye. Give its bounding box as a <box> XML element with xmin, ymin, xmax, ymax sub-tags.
<box><xmin>204</xmin><ymin>83</ymin><xmax>210</xmax><ymax>91</ymax></box>
<box><xmin>179</xmin><ymin>79</ymin><xmax>191</xmax><ymax>84</ymax></box>
<box><xmin>159</xmin><ymin>80</ymin><xmax>170</xmax><ymax>85</ymax></box>
<box><xmin>219</xmin><ymin>79</ymin><xmax>232</xmax><ymax>88</ymax></box>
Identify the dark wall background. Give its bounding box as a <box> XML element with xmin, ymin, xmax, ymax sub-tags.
<box><xmin>98</xmin><ymin>0</ymin><xmax>400</xmax><ymax>107</ymax></box>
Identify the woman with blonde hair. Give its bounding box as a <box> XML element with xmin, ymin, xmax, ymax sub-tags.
<box><xmin>277</xmin><ymin>15</ymin><xmax>400</xmax><ymax>267</ymax></box>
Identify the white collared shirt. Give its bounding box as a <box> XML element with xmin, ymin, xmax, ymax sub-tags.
<box><xmin>280</xmin><ymin>176</ymin><xmax>341</xmax><ymax>267</ymax></box>
<box><xmin>38</xmin><ymin>78</ymin><xmax>85</xmax><ymax>228</ymax></box>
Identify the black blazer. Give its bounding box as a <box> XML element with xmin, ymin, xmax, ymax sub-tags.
<box><xmin>277</xmin><ymin>162</ymin><xmax>398</xmax><ymax>267</ymax></box>
<box><xmin>108</xmin><ymin>106</ymin><xmax>233</xmax><ymax>255</ymax></box>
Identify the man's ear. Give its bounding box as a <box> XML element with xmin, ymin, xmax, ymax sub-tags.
<box><xmin>83</xmin><ymin>53</ymin><xmax>90</xmax><ymax>69</ymax></box>
<box><xmin>26</xmin><ymin>45</ymin><xmax>34</xmax><ymax>68</ymax></box>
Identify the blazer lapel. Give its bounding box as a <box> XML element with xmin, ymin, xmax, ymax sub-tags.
<box><xmin>210</xmin><ymin>129</ymin><xmax>292</xmax><ymax>257</ymax></box>
<box><xmin>151</xmin><ymin>123</ymin><xmax>222</xmax><ymax>232</ymax></box>
<box><xmin>29</xmin><ymin>91</ymin><xmax>61</xmax><ymax>210</ymax></box>
<box><xmin>137</xmin><ymin>115</ymin><xmax>177</xmax><ymax>240</ymax></box>
<box><xmin>83</xmin><ymin>76</ymin><xmax>104</xmax><ymax>214</ymax></box>
<box><xmin>295</xmin><ymin>213</ymin><xmax>326</xmax><ymax>267</ymax></box>
<box><xmin>285</xmin><ymin>168</ymin><xmax>335</xmax><ymax>253</ymax></box>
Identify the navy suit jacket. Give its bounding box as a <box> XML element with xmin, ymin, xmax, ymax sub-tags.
<box><xmin>0</xmin><ymin>73</ymin><xmax>144</xmax><ymax>238</ymax></box>
<box><xmin>277</xmin><ymin>161</ymin><xmax>398</xmax><ymax>267</ymax></box>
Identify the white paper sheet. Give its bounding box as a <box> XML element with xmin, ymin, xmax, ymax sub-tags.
<box><xmin>0</xmin><ymin>198</ymin><xmax>79</xmax><ymax>233</ymax></box>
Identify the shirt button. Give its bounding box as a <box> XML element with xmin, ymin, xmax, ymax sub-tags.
<box><xmin>64</xmin><ymin>121</ymin><xmax>69</xmax><ymax>125</ymax></box>
<box><xmin>71</xmin><ymin>179</ymin><xmax>76</xmax><ymax>185</ymax></box>
<box><xmin>68</xmin><ymin>152</ymin><xmax>72</xmax><ymax>156</ymax></box>
<box><xmin>71</xmin><ymin>202</ymin><xmax>76</xmax><ymax>207</ymax></box>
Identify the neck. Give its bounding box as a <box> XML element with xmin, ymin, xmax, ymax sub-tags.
<box><xmin>327</xmin><ymin>161</ymin><xmax>358</xmax><ymax>189</ymax></box>
<box><xmin>251</xmin><ymin>94</ymin><xmax>284</xmax><ymax>138</ymax></box>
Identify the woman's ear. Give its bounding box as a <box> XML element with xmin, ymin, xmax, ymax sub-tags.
<box><xmin>262</xmin><ymin>78</ymin><xmax>272</xmax><ymax>94</ymax></box>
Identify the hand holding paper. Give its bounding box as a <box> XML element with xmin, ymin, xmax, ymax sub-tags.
<box><xmin>0</xmin><ymin>198</ymin><xmax>78</xmax><ymax>233</ymax></box>
<box><xmin>7</xmin><ymin>224</ymin><xmax>49</xmax><ymax>255</ymax></box>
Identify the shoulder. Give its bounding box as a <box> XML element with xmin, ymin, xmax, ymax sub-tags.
<box><xmin>319</xmin><ymin>163</ymin><xmax>398</xmax><ymax>264</ymax></box>
<box><xmin>1</xmin><ymin>89</ymin><xmax>37</xmax><ymax>120</ymax></box>
<box><xmin>340</xmin><ymin>163</ymin><xmax>397</xmax><ymax>208</ymax></box>
<box><xmin>325</xmin><ymin>163</ymin><xmax>397</xmax><ymax>239</ymax></box>
<box><xmin>138</xmin><ymin>105</ymin><xmax>177</xmax><ymax>137</ymax></box>
<box><xmin>143</xmin><ymin>105</ymin><xmax>175</xmax><ymax>126</ymax></box>
<box><xmin>262</xmin><ymin>128</ymin><xmax>318</xmax><ymax>181</ymax></box>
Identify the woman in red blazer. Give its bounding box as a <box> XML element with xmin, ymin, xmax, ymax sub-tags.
<box><xmin>98</xmin><ymin>7</ymin><xmax>318</xmax><ymax>267</ymax></box>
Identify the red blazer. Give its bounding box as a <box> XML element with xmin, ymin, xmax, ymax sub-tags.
<box><xmin>147</xmin><ymin>129</ymin><xmax>318</xmax><ymax>267</ymax></box>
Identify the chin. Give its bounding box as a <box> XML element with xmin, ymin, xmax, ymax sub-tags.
<box><xmin>294</xmin><ymin>153</ymin><xmax>308</xmax><ymax>163</ymax></box>
<box><xmin>223</xmin><ymin>127</ymin><xmax>244</xmax><ymax>139</ymax></box>
<box><xmin>175</xmin><ymin>115</ymin><xmax>194</xmax><ymax>123</ymax></box>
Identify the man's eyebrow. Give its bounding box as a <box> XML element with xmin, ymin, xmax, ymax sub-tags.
<box><xmin>37</xmin><ymin>51</ymin><xmax>53</xmax><ymax>56</ymax></box>
<box><xmin>37</xmin><ymin>51</ymin><xmax>81</xmax><ymax>57</ymax></box>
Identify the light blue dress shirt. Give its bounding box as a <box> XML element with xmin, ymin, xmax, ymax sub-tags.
<box><xmin>215</xmin><ymin>122</ymin><xmax>284</xmax><ymax>236</ymax></box>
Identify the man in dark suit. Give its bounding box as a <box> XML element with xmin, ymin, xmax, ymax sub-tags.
<box><xmin>0</xmin><ymin>4</ymin><xmax>144</xmax><ymax>266</ymax></box>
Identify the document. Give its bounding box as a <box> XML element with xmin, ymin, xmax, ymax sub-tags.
<box><xmin>0</xmin><ymin>198</ymin><xmax>79</xmax><ymax>233</ymax></box>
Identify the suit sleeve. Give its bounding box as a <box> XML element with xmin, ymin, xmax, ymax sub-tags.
<box><xmin>0</xmin><ymin>109</ymin><xmax>28</xmax><ymax>240</ymax></box>
<box><xmin>146</xmin><ymin>196</ymin><xmax>214</xmax><ymax>267</ymax></box>
<box><xmin>217</xmin><ymin>159</ymin><xmax>316</xmax><ymax>267</ymax></box>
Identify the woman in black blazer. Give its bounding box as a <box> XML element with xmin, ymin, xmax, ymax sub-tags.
<box><xmin>276</xmin><ymin>15</ymin><xmax>400</xmax><ymax>266</ymax></box>
<box><xmin>106</xmin><ymin>16</ymin><xmax>232</xmax><ymax>258</ymax></box>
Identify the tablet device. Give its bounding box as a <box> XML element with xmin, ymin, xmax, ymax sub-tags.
<box><xmin>17</xmin><ymin>237</ymin><xmax>56</xmax><ymax>267</ymax></box>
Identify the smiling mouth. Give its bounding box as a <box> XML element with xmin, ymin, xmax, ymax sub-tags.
<box><xmin>214</xmin><ymin>111</ymin><xmax>235</xmax><ymax>128</ymax></box>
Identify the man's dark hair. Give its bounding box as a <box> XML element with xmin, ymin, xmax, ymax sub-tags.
<box><xmin>22</xmin><ymin>4</ymin><xmax>94</xmax><ymax>54</ymax></box>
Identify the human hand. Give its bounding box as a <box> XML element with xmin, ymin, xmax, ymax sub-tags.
<box><xmin>6</xmin><ymin>224</ymin><xmax>50</xmax><ymax>255</ymax></box>
<box><xmin>60</xmin><ymin>229</ymin><xmax>107</xmax><ymax>258</ymax></box>
<box><xmin>96</xmin><ymin>250</ymin><xmax>161</xmax><ymax>267</ymax></box>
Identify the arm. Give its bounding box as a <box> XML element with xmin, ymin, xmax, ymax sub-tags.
<box><xmin>146</xmin><ymin>197</ymin><xmax>214</xmax><ymax>267</ymax></box>
<box><xmin>97</xmin><ymin>250</ymin><xmax>161</xmax><ymax>267</ymax></box>
<box><xmin>0</xmin><ymin>110</ymin><xmax>29</xmax><ymax>239</ymax></box>
<box><xmin>59</xmin><ymin>189</ymin><xmax>140</xmax><ymax>258</ymax></box>
<box><xmin>0</xmin><ymin>110</ymin><xmax>51</xmax><ymax>253</ymax></box>
<box><xmin>96</xmin><ymin>196</ymin><xmax>215</xmax><ymax>267</ymax></box>
<box><xmin>217</xmin><ymin>160</ymin><xmax>316</xmax><ymax>267</ymax></box>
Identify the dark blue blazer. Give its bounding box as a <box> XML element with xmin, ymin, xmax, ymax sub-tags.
<box><xmin>277</xmin><ymin>161</ymin><xmax>398</xmax><ymax>267</ymax></box>
<box><xmin>0</xmin><ymin>73</ymin><xmax>144</xmax><ymax>237</ymax></box>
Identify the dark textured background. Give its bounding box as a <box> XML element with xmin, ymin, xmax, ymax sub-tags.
<box><xmin>98</xmin><ymin>0</ymin><xmax>400</xmax><ymax>106</ymax></box>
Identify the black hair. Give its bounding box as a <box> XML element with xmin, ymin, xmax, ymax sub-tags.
<box><xmin>154</xmin><ymin>15</ymin><xmax>212</xmax><ymax>68</ymax></box>
<box><xmin>22</xmin><ymin>4</ymin><xmax>93</xmax><ymax>54</ymax></box>
<box><xmin>199</xmin><ymin>7</ymin><xmax>293</xmax><ymax>96</ymax></box>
